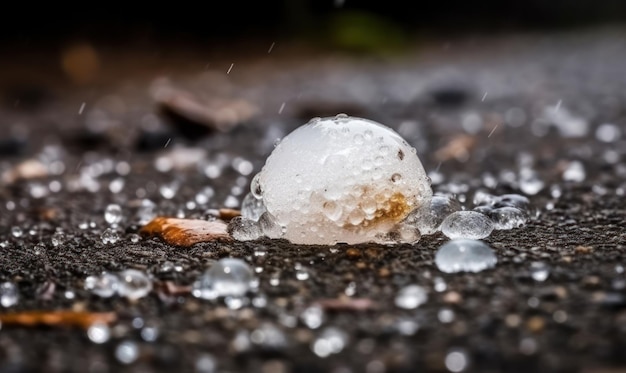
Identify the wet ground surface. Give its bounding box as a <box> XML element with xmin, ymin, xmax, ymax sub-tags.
<box><xmin>0</xmin><ymin>27</ymin><xmax>625</xmax><ymax>372</ymax></box>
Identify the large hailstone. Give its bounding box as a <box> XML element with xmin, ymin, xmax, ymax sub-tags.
<box><xmin>250</xmin><ymin>115</ymin><xmax>432</xmax><ymax>245</ymax></box>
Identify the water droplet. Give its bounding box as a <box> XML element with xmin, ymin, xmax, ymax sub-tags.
<box><xmin>195</xmin><ymin>353</ymin><xmax>217</xmax><ymax>373</ymax></box>
<box><xmin>101</xmin><ymin>228</ymin><xmax>120</xmax><ymax>244</ymax></box>
<box><xmin>87</xmin><ymin>323</ymin><xmax>111</xmax><ymax>344</ymax></box>
<box><xmin>529</xmin><ymin>261</ymin><xmax>550</xmax><ymax>282</ymax></box>
<box><xmin>85</xmin><ymin>272</ymin><xmax>120</xmax><ymax>298</ymax></box>
<box><xmin>395</xmin><ymin>318</ymin><xmax>420</xmax><ymax>335</ymax></box>
<box><xmin>489</xmin><ymin>207</ymin><xmax>528</xmax><ymax>230</ymax></box>
<box><xmin>250</xmin><ymin>323</ymin><xmax>287</xmax><ymax>350</ymax></box>
<box><xmin>104</xmin><ymin>204</ymin><xmax>123</xmax><ymax>225</ymax></box>
<box><xmin>405</xmin><ymin>195</ymin><xmax>462</xmax><ymax>235</ymax></box>
<box><xmin>562</xmin><ymin>161</ymin><xmax>586</xmax><ymax>182</ymax></box>
<box><xmin>140</xmin><ymin>325</ymin><xmax>159</xmax><ymax>342</ymax></box>
<box><xmin>311</xmin><ymin>327</ymin><xmax>348</xmax><ymax>358</ymax></box>
<box><xmin>440</xmin><ymin>211</ymin><xmax>494</xmax><ymax>240</ymax></box>
<box><xmin>115</xmin><ymin>341</ymin><xmax>139</xmax><ymax>365</ymax></box>
<box><xmin>11</xmin><ymin>226</ymin><xmax>22</xmax><ymax>238</ymax></box>
<box><xmin>251</xmin><ymin>173</ymin><xmax>263</xmax><ymax>199</ymax></box>
<box><xmin>228</xmin><ymin>217</ymin><xmax>263</xmax><ymax>241</ymax></box>
<box><xmin>596</xmin><ymin>123</ymin><xmax>621</xmax><ymax>143</ymax></box>
<box><xmin>0</xmin><ymin>282</ymin><xmax>19</xmax><ymax>307</ymax></box>
<box><xmin>135</xmin><ymin>199</ymin><xmax>157</xmax><ymax>225</ymax></box>
<box><xmin>192</xmin><ymin>258</ymin><xmax>256</xmax><ymax>300</ymax></box>
<box><xmin>519</xmin><ymin>174</ymin><xmax>544</xmax><ymax>195</ymax></box>
<box><xmin>435</xmin><ymin>239</ymin><xmax>497</xmax><ymax>273</ymax></box>
<box><xmin>51</xmin><ymin>231</ymin><xmax>65</xmax><ymax>247</ymax></box>
<box><xmin>445</xmin><ymin>349</ymin><xmax>469</xmax><ymax>372</ymax></box>
<box><xmin>395</xmin><ymin>285</ymin><xmax>428</xmax><ymax>309</ymax></box>
<box><xmin>438</xmin><ymin>308</ymin><xmax>455</xmax><ymax>323</ymax></box>
<box><xmin>117</xmin><ymin>269</ymin><xmax>152</xmax><ymax>300</ymax></box>
<box><xmin>241</xmin><ymin>192</ymin><xmax>267</xmax><ymax>221</ymax></box>
<box><xmin>301</xmin><ymin>305</ymin><xmax>325</xmax><ymax>329</ymax></box>
<box><xmin>258</xmin><ymin>212</ymin><xmax>283</xmax><ymax>239</ymax></box>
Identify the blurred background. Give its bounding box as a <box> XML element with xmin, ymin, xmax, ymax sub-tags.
<box><xmin>3</xmin><ymin>0</ymin><xmax>626</xmax><ymax>45</ymax></box>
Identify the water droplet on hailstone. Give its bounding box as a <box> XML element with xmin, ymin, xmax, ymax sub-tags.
<box><xmin>251</xmin><ymin>115</ymin><xmax>432</xmax><ymax>245</ymax></box>
<box><xmin>435</xmin><ymin>239</ymin><xmax>497</xmax><ymax>273</ymax></box>
<box><xmin>192</xmin><ymin>258</ymin><xmax>256</xmax><ymax>300</ymax></box>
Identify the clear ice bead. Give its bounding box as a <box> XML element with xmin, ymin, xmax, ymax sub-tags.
<box><xmin>441</xmin><ymin>211</ymin><xmax>494</xmax><ymax>240</ymax></box>
<box><xmin>435</xmin><ymin>239</ymin><xmax>497</xmax><ymax>273</ymax></box>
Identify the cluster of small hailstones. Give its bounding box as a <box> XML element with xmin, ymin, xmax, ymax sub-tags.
<box><xmin>85</xmin><ymin>269</ymin><xmax>152</xmax><ymax>301</ymax></box>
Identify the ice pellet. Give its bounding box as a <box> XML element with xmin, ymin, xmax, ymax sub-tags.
<box><xmin>440</xmin><ymin>211</ymin><xmax>494</xmax><ymax>240</ymax></box>
<box><xmin>192</xmin><ymin>258</ymin><xmax>256</xmax><ymax>300</ymax></box>
<box><xmin>252</xmin><ymin>115</ymin><xmax>432</xmax><ymax>245</ymax></box>
<box><xmin>435</xmin><ymin>239</ymin><xmax>497</xmax><ymax>273</ymax></box>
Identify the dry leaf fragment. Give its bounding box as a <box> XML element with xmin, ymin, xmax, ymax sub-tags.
<box><xmin>315</xmin><ymin>298</ymin><xmax>377</xmax><ymax>312</ymax></box>
<box><xmin>152</xmin><ymin>84</ymin><xmax>258</xmax><ymax>133</ymax></box>
<box><xmin>434</xmin><ymin>135</ymin><xmax>476</xmax><ymax>162</ymax></box>
<box><xmin>0</xmin><ymin>310</ymin><xmax>116</xmax><ymax>329</ymax></box>
<box><xmin>140</xmin><ymin>217</ymin><xmax>231</xmax><ymax>247</ymax></box>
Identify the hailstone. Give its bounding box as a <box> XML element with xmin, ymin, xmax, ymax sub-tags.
<box><xmin>250</xmin><ymin>114</ymin><xmax>432</xmax><ymax>245</ymax></box>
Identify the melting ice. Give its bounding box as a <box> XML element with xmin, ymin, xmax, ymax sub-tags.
<box><xmin>231</xmin><ymin>115</ymin><xmax>432</xmax><ymax>245</ymax></box>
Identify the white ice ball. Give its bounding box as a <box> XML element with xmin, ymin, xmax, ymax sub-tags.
<box><xmin>253</xmin><ymin>115</ymin><xmax>432</xmax><ymax>245</ymax></box>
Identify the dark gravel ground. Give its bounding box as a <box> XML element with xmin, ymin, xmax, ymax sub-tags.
<box><xmin>0</xmin><ymin>27</ymin><xmax>625</xmax><ymax>372</ymax></box>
